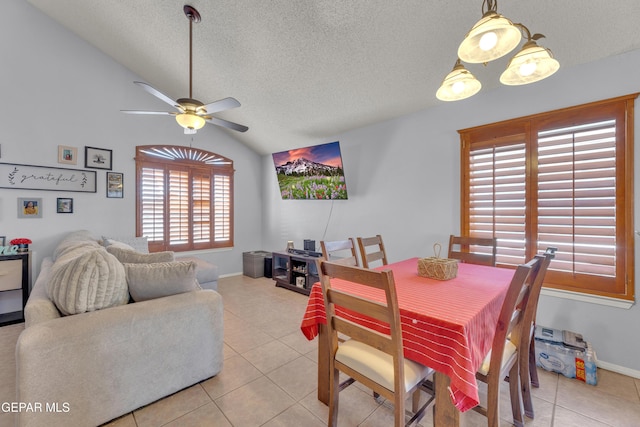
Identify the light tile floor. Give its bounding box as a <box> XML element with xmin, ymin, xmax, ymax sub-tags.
<box><xmin>9</xmin><ymin>274</ymin><xmax>637</xmax><ymax>427</ymax></box>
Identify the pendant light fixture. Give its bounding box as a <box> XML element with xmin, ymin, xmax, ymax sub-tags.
<box><xmin>457</xmin><ymin>0</ymin><xmax>521</xmax><ymax>64</ymax></box>
<box><xmin>436</xmin><ymin>0</ymin><xmax>559</xmax><ymax>101</ymax></box>
<box><xmin>436</xmin><ymin>60</ymin><xmax>482</xmax><ymax>101</ymax></box>
<box><xmin>500</xmin><ymin>29</ymin><xmax>559</xmax><ymax>85</ymax></box>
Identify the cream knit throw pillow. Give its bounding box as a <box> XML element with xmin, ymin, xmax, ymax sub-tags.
<box><xmin>47</xmin><ymin>247</ymin><xmax>129</xmax><ymax>316</ymax></box>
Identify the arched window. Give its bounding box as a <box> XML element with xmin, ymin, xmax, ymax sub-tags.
<box><xmin>135</xmin><ymin>145</ymin><xmax>234</xmax><ymax>252</ymax></box>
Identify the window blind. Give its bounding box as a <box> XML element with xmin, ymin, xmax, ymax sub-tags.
<box><xmin>460</xmin><ymin>94</ymin><xmax>635</xmax><ymax>300</ymax></box>
<box><xmin>468</xmin><ymin>142</ymin><xmax>526</xmax><ymax>266</ymax></box>
<box><xmin>537</xmin><ymin>120</ymin><xmax>617</xmax><ymax>277</ymax></box>
<box><xmin>214</xmin><ymin>174</ymin><xmax>231</xmax><ymax>242</ymax></box>
<box><xmin>193</xmin><ymin>173</ymin><xmax>211</xmax><ymax>243</ymax></box>
<box><xmin>140</xmin><ymin>167</ymin><xmax>165</xmax><ymax>242</ymax></box>
<box><xmin>136</xmin><ymin>145</ymin><xmax>235</xmax><ymax>251</ymax></box>
<box><xmin>169</xmin><ymin>170</ymin><xmax>189</xmax><ymax>245</ymax></box>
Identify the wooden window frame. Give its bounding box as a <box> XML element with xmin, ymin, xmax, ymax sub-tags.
<box><xmin>459</xmin><ymin>94</ymin><xmax>636</xmax><ymax>301</ymax></box>
<box><xmin>135</xmin><ymin>145</ymin><xmax>234</xmax><ymax>252</ymax></box>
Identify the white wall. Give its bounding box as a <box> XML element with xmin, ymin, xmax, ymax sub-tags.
<box><xmin>0</xmin><ymin>0</ymin><xmax>263</xmax><ymax>283</ymax></box>
<box><xmin>262</xmin><ymin>49</ymin><xmax>640</xmax><ymax>375</ymax></box>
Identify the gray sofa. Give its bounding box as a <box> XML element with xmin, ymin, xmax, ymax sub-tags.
<box><xmin>15</xmin><ymin>232</ymin><xmax>224</xmax><ymax>427</ymax></box>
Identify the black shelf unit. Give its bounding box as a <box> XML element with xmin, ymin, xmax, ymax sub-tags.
<box><xmin>272</xmin><ymin>251</ymin><xmax>320</xmax><ymax>296</ymax></box>
<box><xmin>0</xmin><ymin>252</ymin><xmax>31</xmax><ymax>326</ymax></box>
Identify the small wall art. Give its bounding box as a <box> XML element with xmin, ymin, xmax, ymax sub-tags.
<box><xmin>85</xmin><ymin>146</ymin><xmax>112</xmax><ymax>170</ymax></box>
<box><xmin>57</xmin><ymin>198</ymin><xmax>73</xmax><ymax>213</ymax></box>
<box><xmin>58</xmin><ymin>145</ymin><xmax>78</xmax><ymax>165</ymax></box>
<box><xmin>17</xmin><ymin>197</ymin><xmax>42</xmax><ymax>218</ymax></box>
<box><xmin>106</xmin><ymin>172</ymin><xmax>123</xmax><ymax>198</ymax></box>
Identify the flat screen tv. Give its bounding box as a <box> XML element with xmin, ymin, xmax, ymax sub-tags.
<box><xmin>272</xmin><ymin>141</ymin><xmax>348</xmax><ymax>200</ymax></box>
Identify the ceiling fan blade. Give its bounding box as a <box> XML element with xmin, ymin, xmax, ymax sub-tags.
<box><xmin>133</xmin><ymin>81</ymin><xmax>180</xmax><ymax>109</ymax></box>
<box><xmin>201</xmin><ymin>97</ymin><xmax>241</xmax><ymax>114</ymax></box>
<box><xmin>121</xmin><ymin>110</ymin><xmax>176</xmax><ymax>115</ymax></box>
<box><xmin>205</xmin><ymin>116</ymin><xmax>249</xmax><ymax>133</ymax></box>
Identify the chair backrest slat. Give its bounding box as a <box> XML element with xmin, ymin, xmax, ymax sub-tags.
<box><xmin>328</xmin><ymin>289</ymin><xmax>391</xmax><ymax>323</ymax></box>
<box><xmin>448</xmin><ymin>235</ymin><xmax>497</xmax><ymax>267</ymax></box>
<box><xmin>332</xmin><ymin>317</ymin><xmax>395</xmax><ymax>354</ymax></box>
<box><xmin>320</xmin><ymin>238</ymin><xmax>359</xmax><ymax>267</ymax></box>
<box><xmin>357</xmin><ymin>235</ymin><xmax>388</xmax><ymax>269</ymax></box>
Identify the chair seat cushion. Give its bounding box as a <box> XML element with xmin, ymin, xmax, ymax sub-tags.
<box><xmin>478</xmin><ymin>340</ymin><xmax>517</xmax><ymax>376</ymax></box>
<box><xmin>336</xmin><ymin>340</ymin><xmax>432</xmax><ymax>392</ymax></box>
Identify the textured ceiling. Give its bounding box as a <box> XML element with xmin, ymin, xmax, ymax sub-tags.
<box><xmin>26</xmin><ymin>0</ymin><xmax>640</xmax><ymax>154</ymax></box>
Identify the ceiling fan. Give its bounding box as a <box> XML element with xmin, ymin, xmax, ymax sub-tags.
<box><xmin>122</xmin><ymin>5</ymin><xmax>248</xmax><ymax>134</ymax></box>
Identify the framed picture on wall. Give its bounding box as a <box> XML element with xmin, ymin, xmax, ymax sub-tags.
<box><xmin>106</xmin><ymin>172</ymin><xmax>123</xmax><ymax>198</ymax></box>
<box><xmin>17</xmin><ymin>197</ymin><xmax>42</xmax><ymax>218</ymax></box>
<box><xmin>85</xmin><ymin>146</ymin><xmax>112</xmax><ymax>170</ymax></box>
<box><xmin>57</xmin><ymin>198</ymin><xmax>73</xmax><ymax>213</ymax></box>
<box><xmin>58</xmin><ymin>145</ymin><xmax>78</xmax><ymax>165</ymax></box>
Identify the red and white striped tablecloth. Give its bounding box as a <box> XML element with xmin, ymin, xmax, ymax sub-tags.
<box><xmin>300</xmin><ymin>258</ymin><xmax>514</xmax><ymax>412</ymax></box>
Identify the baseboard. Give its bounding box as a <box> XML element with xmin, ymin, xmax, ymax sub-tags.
<box><xmin>219</xmin><ymin>272</ymin><xmax>243</xmax><ymax>278</ymax></box>
<box><xmin>597</xmin><ymin>360</ymin><xmax>640</xmax><ymax>379</ymax></box>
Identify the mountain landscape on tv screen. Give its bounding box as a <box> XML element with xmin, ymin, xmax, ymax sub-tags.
<box><xmin>272</xmin><ymin>141</ymin><xmax>348</xmax><ymax>200</ymax></box>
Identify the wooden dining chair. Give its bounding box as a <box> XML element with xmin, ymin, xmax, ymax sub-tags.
<box><xmin>472</xmin><ymin>249</ymin><xmax>553</xmax><ymax>427</ymax></box>
<box><xmin>519</xmin><ymin>247</ymin><xmax>556</xmax><ymax>419</ymax></box>
<box><xmin>448</xmin><ymin>235</ymin><xmax>497</xmax><ymax>266</ymax></box>
<box><xmin>318</xmin><ymin>260</ymin><xmax>434</xmax><ymax>427</ymax></box>
<box><xmin>320</xmin><ymin>238</ymin><xmax>359</xmax><ymax>267</ymax></box>
<box><xmin>357</xmin><ymin>234</ymin><xmax>388</xmax><ymax>268</ymax></box>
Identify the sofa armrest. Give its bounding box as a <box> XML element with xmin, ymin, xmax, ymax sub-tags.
<box><xmin>16</xmin><ymin>289</ymin><xmax>224</xmax><ymax>427</ymax></box>
<box><xmin>24</xmin><ymin>258</ymin><xmax>61</xmax><ymax>328</ymax></box>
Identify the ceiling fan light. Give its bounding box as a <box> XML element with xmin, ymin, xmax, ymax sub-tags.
<box><xmin>176</xmin><ymin>112</ymin><xmax>206</xmax><ymax>130</ymax></box>
<box><xmin>436</xmin><ymin>61</ymin><xmax>482</xmax><ymax>101</ymax></box>
<box><xmin>458</xmin><ymin>11</ymin><xmax>521</xmax><ymax>63</ymax></box>
<box><xmin>500</xmin><ymin>41</ymin><xmax>560</xmax><ymax>85</ymax></box>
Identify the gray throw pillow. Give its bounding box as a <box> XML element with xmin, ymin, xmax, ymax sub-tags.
<box><xmin>102</xmin><ymin>235</ymin><xmax>149</xmax><ymax>253</ymax></box>
<box><xmin>124</xmin><ymin>261</ymin><xmax>201</xmax><ymax>302</ymax></box>
<box><xmin>106</xmin><ymin>246</ymin><xmax>174</xmax><ymax>264</ymax></box>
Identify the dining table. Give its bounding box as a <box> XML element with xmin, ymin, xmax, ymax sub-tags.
<box><xmin>299</xmin><ymin>257</ymin><xmax>515</xmax><ymax>426</ymax></box>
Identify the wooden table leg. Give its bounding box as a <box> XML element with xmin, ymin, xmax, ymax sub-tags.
<box><xmin>317</xmin><ymin>323</ymin><xmax>330</xmax><ymax>404</ymax></box>
<box><xmin>434</xmin><ymin>371</ymin><xmax>460</xmax><ymax>426</ymax></box>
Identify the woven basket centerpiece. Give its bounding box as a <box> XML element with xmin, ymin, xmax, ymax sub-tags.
<box><xmin>417</xmin><ymin>243</ymin><xmax>458</xmax><ymax>281</ymax></box>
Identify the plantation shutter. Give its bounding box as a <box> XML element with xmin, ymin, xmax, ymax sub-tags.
<box><xmin>169</xmin><ymin>169</ymin><xmax>190</xmax><ymax>245</ymax></box>
<box><xmin>460</xmin><ymin>94</ymin><xmax>635</xmax><ymax>300</ymax></box>
<box><xmin>214</xmin><ymin>174</ymin><xmax>231</xmax><ymax>242</ymax></box>
<box><xmin>140</xmin><ymin>167</ymin><xmax>165</xmax><ymax>243</ymax></box>
<box><xmin>136</xmin><ymin>145</ymin><xmax>234</xmax><ymax>251</ymax></box>
<box><xmin>467</xmin><ymin>136</ymin><xmax>527</xmax><ymax>266</ymax></box>
<box><xmin>193</xmin><ymin>172</ymin><xmax>211</xmax><ymax>243</ymax></box>
<box><xmin>537</xmin><ymin>120</ymin><xmax>617</xmax><ymax>278</ymax></box>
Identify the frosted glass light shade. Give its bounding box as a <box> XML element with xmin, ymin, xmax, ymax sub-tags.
<box><xmin>458</xmin><ymin>11</ymin><xmax>521</xmax><ymax>63</ymax></box>
<box><xmin>436</xmin><ymin>62</ymin><xmax>482</xmax><ymax>101</ymax></box>
<box><xmin>176</xmin><ymin>112</ymin><xmax>206</xmax><ymax>130</ymax></box>
<box><xmin>500</xmin><ymin>40</ymin><xmax>560</xmax><ymax>85</ymax></box>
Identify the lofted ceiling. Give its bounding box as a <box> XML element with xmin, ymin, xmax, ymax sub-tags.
<box><xmin>26</xmin><ymin>0</ymin><xmax>640</xmax><ymax>155</ymax></box>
